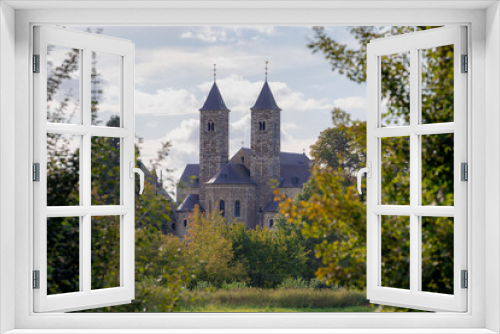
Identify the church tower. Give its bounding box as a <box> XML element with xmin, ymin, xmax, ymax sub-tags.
<box><xmin>250</xmin><ymin>65</ymin><xmax>281</xmax><ymax>226</ymax></box>
<box><xmin>199</xmin><ymin>69</ymin><xmax>230</xmax><ymax>204</ymax></box>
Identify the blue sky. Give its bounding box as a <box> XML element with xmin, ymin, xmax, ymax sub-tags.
<box><xmin>75</xmin><ymin>26</ymin><xmax>367</xmax><ymax>196</ymax></box>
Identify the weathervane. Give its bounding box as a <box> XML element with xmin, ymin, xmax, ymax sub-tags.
<box><xmin>265</xmin><ymin>60</ymin><xmax>269</xmax><ymax>81</ymax></box>
<box><xmin>213</xmin><ymin>63</ymin><xmax>217</xmax><ymax>82</ymax></box>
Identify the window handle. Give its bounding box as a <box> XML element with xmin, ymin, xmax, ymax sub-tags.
<box><xmin>130</xmin><ymin>162</ymin><xmax>145</xmax><ymax>195</ymax></box>
<box><xmin>356</xmin><ymin>162</ymin><xmax>371</xmax><ymax>195</ymax></box>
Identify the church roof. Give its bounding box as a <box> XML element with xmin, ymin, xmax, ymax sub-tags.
<box><xmin>178</xmin><ymin>151</ymin><xmax>311</xmax><ymax>189</ymax></box>
<box><xmin>263</xmin><ymin>199</ymin><xmax>280</xmax><ymax>212</ymax></box>
<box><xmin>207</xmin><ymin>163</ymin><xmax>257</xmax><ymax>185</ymax></box>
<box><xmin>251</xmin><ymin>81</ymin><xmax>281</xmax><ymax>111</ymax></box>
<box><xmin>178</xmin><ymin>164</ymin><xmax>200</xmax><ymax>188</ymax></box>
<box><xmin>177</xmin><ymin>194</ymin><xmax>205</xmax><ymax>212</ymax></box>
<box><xmin>199</xmin><ymin>82</ymin><xmax>230</xmax><ymax>112</ymax></box>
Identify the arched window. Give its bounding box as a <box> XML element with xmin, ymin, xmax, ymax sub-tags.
<box><xmin>219</xmin><ymin>200</ymin><xmax>225</xmax><ymax>217</ymax></box>
<box><xmin>208</xmin><ymin>121</ymin><xmax>215</xmax><ymax>131</ymax></box>
<box><xmin>241</xmin><ymin>157</ymin><xmax>245</xmax><ymax>164</ymax></box>
<box><xmin>258</xmin><ymin>121</ymin><xmax>262</xmax><ymax>131</ymax></box>
<box><xmin>208</xmin><ymin>122</ymin><xmax>211</xmax><ymax>131</ymax></box>
<box><xmin>269</xmin><ymin>219</ymin><xmax>274</xmax><ymax>228</ymax></box>
<box><xmin>211</xmin><ymin>122</ymin><xmax>215</xmax><ymax>131</ymax></box>
<box><xmin>262</xmin><ymin>121</ymin><xmax>266</xmax><ymax>131</ymax></box>
<box><xmin>183</xmin><ymin>219</ymin><xmax>187</xmax><ymax>228</ymax></box>
<box><xmin>171</xmin><ymin>222</ymin><xmax>176</xmax><ymax>231</ymax></box>
<box><xmin>234</xmin><ymin>200</ymin><xmax>241</xmax><ymax>218</ymax></box>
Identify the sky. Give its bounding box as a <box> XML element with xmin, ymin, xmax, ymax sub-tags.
<box><xmin>72</xmin><ymin>26</ymin><xmax>367</xmax><ymax>198</ymax></box>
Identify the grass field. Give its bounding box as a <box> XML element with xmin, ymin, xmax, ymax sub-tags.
<box><xmin>178</xmin><ymin>287</ymin><xmax>374</xmax><ymax>312</ymax></box>
<box><xmin>180</xmin><ymin>305</ymin><xmax>374</xmax><ymax>312</ymax></box>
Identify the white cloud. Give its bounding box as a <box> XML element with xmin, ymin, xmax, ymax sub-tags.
<box><xmin>135</xmin><ymin>88</ymin><xmax>200</xmax><ymax>115</ymax></box>
<box><xmin>181</xmin><ymin>27</ymin><xmax>227</xmax><ymax>43</ymax></box>
<box><xmin>180</xmin><ymin>26</ymin><xmax>276</xmax><ymax>43</ymax></box>
<box><xmin>139</xmin><ymin>118</ymin><xmax>200</xmax><ymax>198</ymax></box>
<box><xmin>333</xmin><ymin>96</ymin><xmax>366</xmax><ymax>110</ymax></box>
<box><xmin>134</xmin><ymin>45</ymin><xmax>320</xmax><ymax>89</ymax></box>
<box><xmin>280</xmin><ymin>123</ymin><xmax>315</xmax><ymax>157</ymax></box>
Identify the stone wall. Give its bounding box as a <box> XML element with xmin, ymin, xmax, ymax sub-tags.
<box><xmin>204</xmin><ymin>183</ymin><xmax>256</xmax><ymax>229</ymax></box>
<box><xmin>199</xmin><ymin>109</ymin><xmax>229</xmax><ymax>205</ymax></box>
<box><xmin>250</xmin><ymin>108</ymin><xmax>280</xmax><ymax>225</ymax></box>
<box><xmin>175</xmin><ymin>212</ymin><xmax>191</xmax><ymax>239</ymax></box>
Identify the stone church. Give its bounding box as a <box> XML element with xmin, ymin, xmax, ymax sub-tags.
<box><xmin>173</xmin><ymin>78</ymin><xmax>312</xmax><ymax>238</ymax></box>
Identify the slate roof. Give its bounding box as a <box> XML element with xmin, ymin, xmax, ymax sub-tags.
<box><xmin>251</xmin><ymin>81</ymin><xmax>281</xmax><ymax>111</ymax></box>
<box><xmin>178</xmin><ymin>150</ymin><xmax>311</xmax><ymax>189</ymax></box>
<box><xmin>263</xmin><ymin>199</ymin><xmax>280</xmax><ymax>212</ymax></box>
<box><xmin>178</xmin><ymin>164</ymin><xmax>200</xmax><ymax>188</ymax></box>
<box><xmin>207</xmin><ymin>163</ymin><xmax>257</xmax><ymax>185</ymax></box>
<box><xmin>199</xmin><ymin>82</ymin><xmax>230</xmax><ymax>112</ymax></box>
<box><xmin>177</xmin><ymin>194</ymin><xmax>205</xmax><ymax>212</ymax></box>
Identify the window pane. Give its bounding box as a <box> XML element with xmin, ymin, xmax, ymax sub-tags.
<box><xmin>380</xmin><ymin>52</ymin><xmax>410</xmax><ymax>127</ymax></box>
<box><xmin>91</xmin><ymin>216</ymin><xmax>121</xmax><ymax>289</ymax></box>
<box><xmin>91</xmin><ymin>52</ymin><xmax>122</xmax><ymax>127</ymax></box>
<box><xmin>421</xmin><ymin>217</ymin><xmax>454</xmax><ymax>294</ymax></box>
<box><xmin>91</xmin><ymin>136</ymin><xmax>121</xmax><ymax>205</ymax></box>
<box><xmin>381</xmin><ymin>136</ymin><xmax>410</xmax><ymax>205</ymax></box>
<box><xmin>421</xmin><ymin>133</ymin><xmax>454</xmax><ymax>206</ymax></box>
<box><xmin>381</xmin><ymin>215</ymin><xmax>410</xmax><ymax>289</ymax></box>
<box><xmin>421</xmin><ymin>45</ymin><xmax>454</xmax><ymax>124</ymax></box>
<box><xmin>47</xmin><ymin>217</ymin><xmax>80</xmax><ymax>295</ymax></box>
<box><xmin>47</xmin><ymin>45</ymin><xmax>81</xmax><ymax>124</ymax></box>
<box><xmin>47</xmin><ymin>134</ymin><xmax>80</xmax><ymax>206</ymax></box>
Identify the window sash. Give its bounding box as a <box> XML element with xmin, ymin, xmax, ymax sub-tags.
<box><xmin>33</xmin><ymin>26</ymin><xmax>136</xmax><ymax>313</ymax></box>
<box><xmin>366</xmin><ymin>26</ymin><xmax>467</xmax><ymax>312</ymax></box>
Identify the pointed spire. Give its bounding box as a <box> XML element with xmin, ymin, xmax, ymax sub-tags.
<box><xmin>200</xmin><ymin>65</ymin><xmax>229</xmax><ymax>112</ymax></box>
<box><xmin>251</xmin><ymin>81</ymin><xmax>281</xmax><ymax>111</ymax></box>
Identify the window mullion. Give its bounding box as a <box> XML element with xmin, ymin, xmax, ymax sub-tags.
<box><xmin>82</xmin><ymin>48</ymin><xmax>92</xmax><ymax>294</ymax></box>
<box><xmin>409</xmin><ymin>47</ymin><xmax>420</xmax><ymax>294</ymax></box>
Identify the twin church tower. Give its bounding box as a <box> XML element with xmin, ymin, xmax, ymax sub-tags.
<box><xmin>175</xmin><ymin>67</ymin><xmax>310</xmax><ymax>236</ymax></box>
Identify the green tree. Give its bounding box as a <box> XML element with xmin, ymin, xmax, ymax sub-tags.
<box><xmin>227</xmin><ymin>222</ymin><xmax>309</xmax><ymax>288</ymax></box>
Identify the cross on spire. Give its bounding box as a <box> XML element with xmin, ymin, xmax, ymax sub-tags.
<box><xmin>265</xmin><ymin>60</ymin><xmax>269</xmax><ymax>82</ymax></box>
<box><xmin>213</xmin><ymin>63</ymin><xmax>216</xmax><ymax>82</ymax></box>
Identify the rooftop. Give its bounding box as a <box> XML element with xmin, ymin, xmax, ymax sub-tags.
<box><xmin>251</xmin><ymin>81</ymin><xmax>281</xmax><ymax>111</ymax></box>
<box><xmin>177</xmin><ymin>194</ymin><xmax>205</xmax><ymax>212</ymax></box>
<box><xmin>199</xmin><ymin>81</ymin><xmax>230</xmax><ymax>112</ymax></box>
<box><xmin>207</xmin><ymin>163</ymin><xmax>257</xmax><ymax>185</ymax></box>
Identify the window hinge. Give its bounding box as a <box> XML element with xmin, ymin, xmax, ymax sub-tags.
<box><xmin>461</xmin><ymin>162</ymin><xmax>468</xmax><ymax>181</ymax></box>
<box><xmin>461</xmin><ymin>270</ymin><xmax>468</xmax><ymax>289</ymax></box>
<box><xmin>461</xmin><ymin>54</ymin><xmax>468</xmax><ymax>73</ymax></box>
<box><xmin>33</xmin><ymin>270</ymin><xmax>40</xmax><ymax>289</ymax></box>
<box><xmin>33</xmin><ymin>163</ymin><xmax>40</xmax><ymax>182</ymax></box>
<box><xmin>33</xmin><ymin>54</ymin><xmax>40</xmax><ymax>73</ymax></box>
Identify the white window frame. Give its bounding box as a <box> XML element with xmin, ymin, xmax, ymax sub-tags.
<box><xmin>33</xmin><ymin>26</ymin><xmax>136</xmax><ymax>313</ymax></box>
<box><xmin>366</xmin><ymin>26</ymin><xmax>467</xmax><ymax>312</ymax></box>
<box><xmin>1</xmin><ymin>1</ymin><xmax>498</xmax><ymax>333</ymax></box>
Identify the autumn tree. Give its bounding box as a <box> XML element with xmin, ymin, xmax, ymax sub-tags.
<box><xmin>185</xmin><ymin>207</ymin><xmax>248</xmax><ymax>288</ymax></box>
